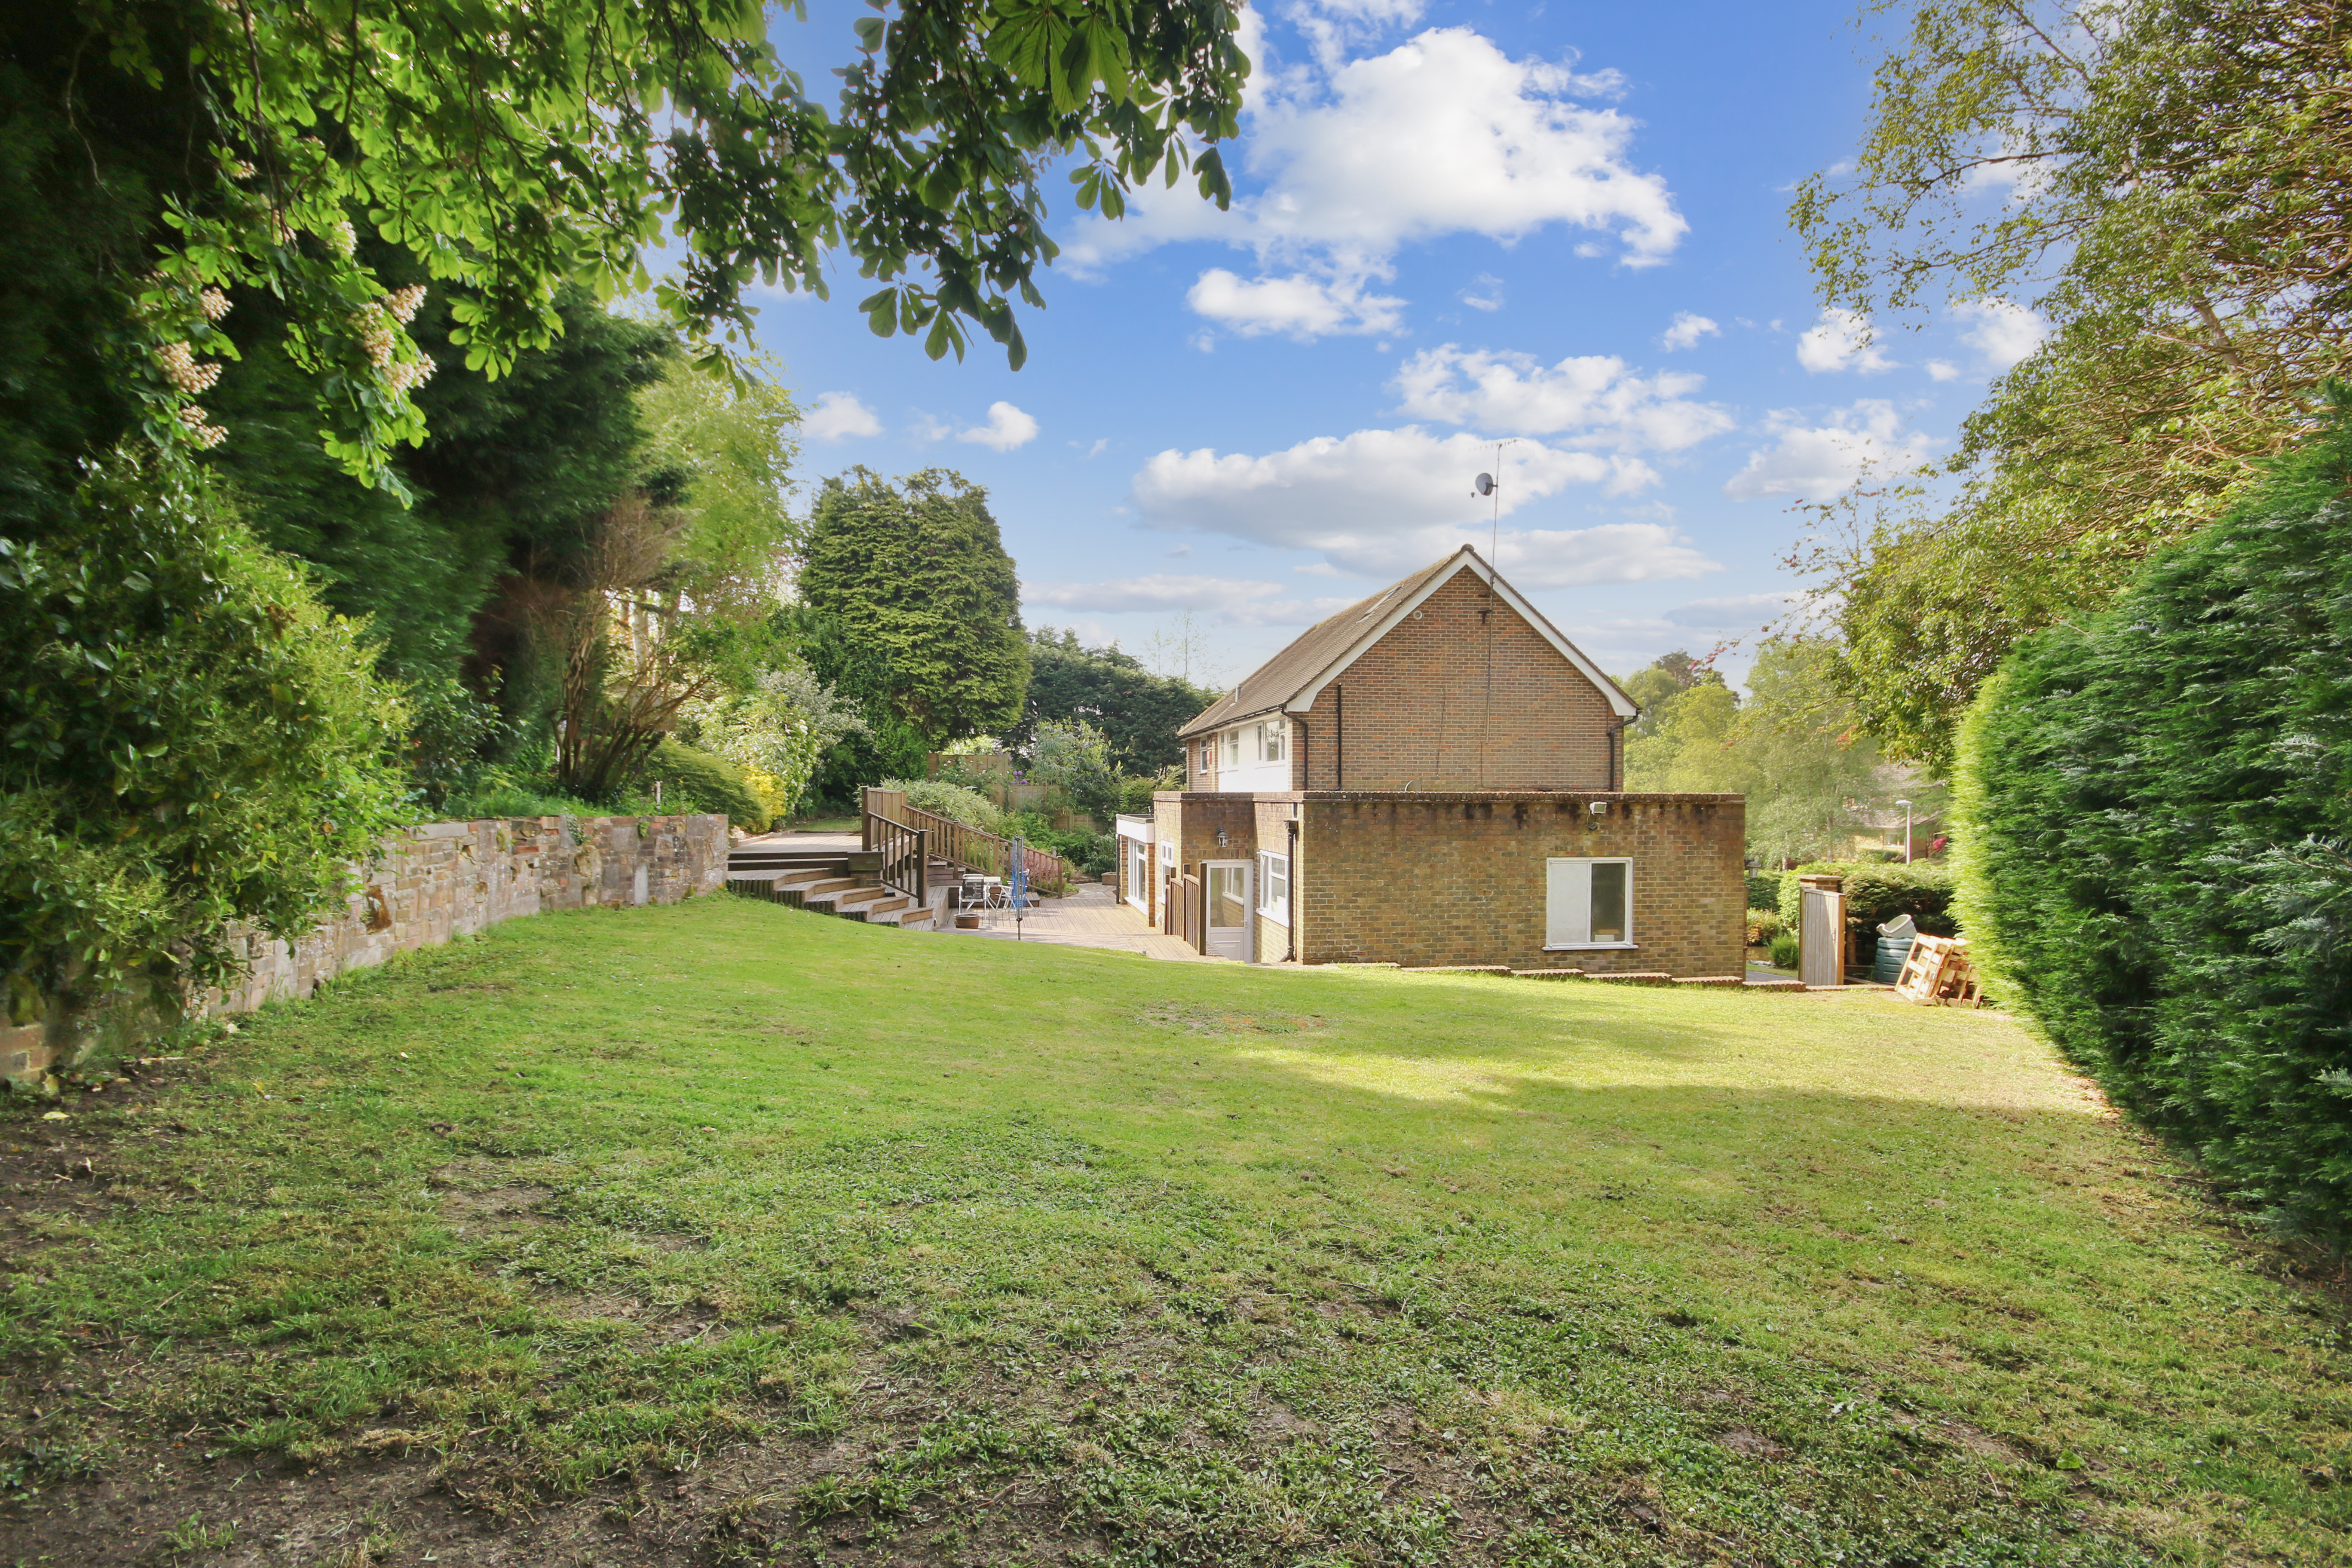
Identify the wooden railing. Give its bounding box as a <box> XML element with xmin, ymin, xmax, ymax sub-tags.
<box><xmin>867</xmin><ymin>813</ymin><xmax>928</xmax><ymax>905</ymax></box>
<box><xmin>863</xmin><ymin>788</ymin><xmax>1068</xmax><ymax>893</ymax></box>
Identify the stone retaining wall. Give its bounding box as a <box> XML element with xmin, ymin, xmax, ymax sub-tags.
<box><xmin>3</xmin><ymin>813</ymin><xmax>729</xmax><ymax>1086</ymax></box>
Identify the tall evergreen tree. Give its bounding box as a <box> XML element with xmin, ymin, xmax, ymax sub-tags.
<box><xmin>1011</xmin><ymin>629</ymin><xmax>1221</xmax><ymax>772</ymax></box>
<box><xmin>799</xmin><ymin>469</ymin><xmax>1029</xmax><ymax>749</ymax></box>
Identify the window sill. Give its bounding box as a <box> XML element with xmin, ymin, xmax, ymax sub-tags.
<box><xmin>1544</xmin><ymin>942</ymin><xmax>1638</xmax><ymax>951</ymax></box>
<box><xmin>1257</xmin><ymin>911</ymin><xmax>1291</xmax><ymax>928</ymax></box>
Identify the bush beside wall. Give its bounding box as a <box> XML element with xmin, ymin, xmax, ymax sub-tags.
<box><xmin>1776</xmin><ymin>861</ymin><xmax>1958</xmax><ymax>942</ymax></box>
<box><xmin>1956</xmin><ymin>409</ymin><xmax>2352</xmax><ymax>1241</ymax></box>
<box><xmin>651</xmin><ymin>740</ymin><xmax>767</xmax><ymax>833</ymax></box>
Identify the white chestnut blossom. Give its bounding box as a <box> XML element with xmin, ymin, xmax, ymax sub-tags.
<box><xmin>155</xmin><ymin>341</ymin><xmax>222</xmax><ymax>395</ymax></box>
<box><xmin>177</xmin><ymin>404</ymin><xmax>227</xmax><ymax>449</ymax></box>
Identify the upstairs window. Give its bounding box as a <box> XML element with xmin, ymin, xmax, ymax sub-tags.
<box><xmin>1546</xmin><ymin>858</ymin><xmax>1633</xmax><ymax>948</ymax></box>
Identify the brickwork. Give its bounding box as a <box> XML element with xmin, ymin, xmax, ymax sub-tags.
<box><xmin>3</xmin><ymin>814</ymin><xmax>729</xmax><ymax>1086</ymax></box>
<box><xmin>1252</xmin><ymin>797</ymin><xmax>1303</xmax><ymax>963</ymax></box>
<box><xmin>1289</xmin><ymin>573</ymin><xmax>1620</xmax><ymax>792</ymax></box>
<box><xmin>1295</xmin><ymin>792</ymin><xmax>1744</xmax><ymax>976</ymax></box>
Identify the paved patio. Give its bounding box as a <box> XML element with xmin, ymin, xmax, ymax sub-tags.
<box><xmin>940</xmin><ymin>879</ymin><xmax>1211</xmax><ymax>962</ymax></box>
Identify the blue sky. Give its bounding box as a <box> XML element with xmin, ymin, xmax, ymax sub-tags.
<box><xmin>741</xmin><ymin>0</ymin><xmax>2038</xmax><ymax>690</ymax></box>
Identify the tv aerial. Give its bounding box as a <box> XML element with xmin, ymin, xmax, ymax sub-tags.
<box><xmin>1470</xmin><ymin>438</ymin><xmax>1517</xmax><ymax>557</ymax></box>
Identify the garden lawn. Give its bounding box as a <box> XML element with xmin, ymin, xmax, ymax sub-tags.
<box><xmin>3</xmin><ymin>895</ymin><xmax>2348</xmax><ymax>1567</ymax></box>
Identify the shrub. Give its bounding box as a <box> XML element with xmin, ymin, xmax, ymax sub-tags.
<box><xmin>1</xmin><ymin>456</ymin><xmax>409</xmax><ymax>1012</ymax></box>
<box><xmin>1743</xmin><ymin>870</ymin><xmax>1782</xmax><ymax>911</ymax></box>
<box><xmin>649</xmin><ymin>740</ymin><xmax>766</xmax><ymax>832</ymax></box>
<box><xmin>1004</xmin><ymin>811</ymin><xmax>1115</xmax><ymax>876</ymax></box>
<box><xmin>1956</xmin><ymin>405</ymin><xmax>2352</xmax><ymax>1241</ymax></box>
<box><xmin>879</xmin><ymin>778</ymin><xmax>1004</xmax><ymax>833</ymax></box>
<box><xmin>1777</xmin><ymin>861</ymin><xmax>1958</xmax><ymax>942</ymax></box>
<box><xmin>1746</xmin><ymin>908</ymin><xmax>1783</xmax><ymax>946</ymax></box>
<box><xmin>1768</xmin><ymin>932</ymin><xmax>1801</xmax><ymax>969</ymax></box>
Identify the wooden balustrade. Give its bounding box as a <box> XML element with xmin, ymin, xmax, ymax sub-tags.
<box><xmin>867</xmin><ymin>813</ymin><xmax>929</xmax><ymax>905</ymax></box>
<box><xmin>862</xmin><ymin>788</ymin><xmax>1071</xmax><ymax>894</ymax></box>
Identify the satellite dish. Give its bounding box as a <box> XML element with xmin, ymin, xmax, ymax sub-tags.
<box><xmin>1473</xmin><ymin>472</ymin><xmax>1494</xmax><ymax>496</ymax></box>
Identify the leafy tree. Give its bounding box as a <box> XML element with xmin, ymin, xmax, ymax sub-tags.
<box><xmin>1013</xmin><ymin>628</ymin><xmax>1222</xmax><ymax>771</ymax></box>
<box><xmin>1628</xmin><ymin>641</ymin><xmax>1888</xmax><ymax>867</ymax></box>
<box><xmin>3</xmin><ymin>0</ymin><xmax>1248</xmax><ymax>506</ymax></box>
<box><xmin>205</xmin><ymin>276</ymin><xmax>675</xmax><ymax>690</ymax></box>
<box><xmin>1023</xmin><ymin>718</ymin><xmax>1122</xmax><ymax>825</ymax></box>
<box><xmin>1618</xmin><ymin>649</ymin><xmax>1723</xmax><ymax>741</ymax></box>
<box><xmin>1</xmin><ymin>455</ymin><xmax>410</xmax><ymax>1013</ymax></box>
<box><xmin>799</xmin><ymin>468</ymin><xmax>1029</xmax><ymax>747</ymax></box>
<box><xmin>1790</xmin><ymin>0</ymin><xmax>2349</xmax><ymax>769</ymax></box>
<box><xmin>1954</xmin><ymin>402</ymin><xmax>2352</xmax><ymax>1241</ymax></box>
<box><xmin>679</xmin><ymin>665</ymin><xmax>867</xmax><ymax>824</ymax></box>
<box><xmin>636</xmin><ymin>353</ymin><xmax>805</xmax><ymax>621</ymax></box>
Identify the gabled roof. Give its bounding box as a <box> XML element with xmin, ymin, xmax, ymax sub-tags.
<box><xmin>1175</xmin><ymin>546</ymin><xmax>1638</xmax><ymax>738</ymax></box>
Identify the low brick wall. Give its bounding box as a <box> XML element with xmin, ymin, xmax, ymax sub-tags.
<box><xmin>1297</xmin><ymin>791</ymin><xmax>1746</xmax><ymax>976</ymax></box>
<box><xmin>3</xmin><ymin>813</ymin><xmax>729</xmax><ymax>1086</ymax></box>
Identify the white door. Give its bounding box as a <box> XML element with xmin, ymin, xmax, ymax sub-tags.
<box><xmin>1203</xmin><ymin>861</ymin><xmax>1253</xmax><ymax>961</ymax></box>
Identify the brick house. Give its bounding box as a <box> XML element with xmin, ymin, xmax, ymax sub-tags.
<box><xmin>1111</xmin><ymin>546</ymin><xmax>1746</xmax><ymax>976</ymax></box>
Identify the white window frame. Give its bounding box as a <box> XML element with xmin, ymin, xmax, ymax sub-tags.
<box><xmin>1545</xmin><ymin>858</ymin><xmax>1635</xmax><ymax>950</ymax></box>
<box><xmin>1198</xmin><ymin>738</ymin><xmax>1214</xmax><ymax>773</ymax></box>
<box><xmin>1255</xmin><ymin>720</ymin><xmax>1287</xmax><ymax>764</ymax></box>
<box><xmin>1126</xmin><ymin>837</ymin><xmax>1151</xmax><ymax>912</ymax></box>
<box><xmin>1219</xmin><ymin>729</ymin><xmax>1242</xmax><ymax>769</ymax></box>
<box><xmin>1256</xmin><ymin>850</ymin><xmax>1291</xmax><ymax>925</ymax></box>
<box><xmin>1160</xmin><ymin>839</ymin><xmax>1176</xmax><ymax>871</ymax></box>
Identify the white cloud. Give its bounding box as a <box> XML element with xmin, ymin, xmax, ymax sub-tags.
<box><xmin>1460</xmin><ymin>273</ymin><xmax>1506</xmax><ymax>312</ymax></box>
<box><xmin>1658</xmin><ymin>311</ymin><xmax>1720</xmax><ymax>352</ymax></box>
<box><xmin>1926</xmin><ymin>358</ymin><xmax>1961</xmax><ymax>382</ymax></box>
<box><xmin>1957</xmin><ymin>297</ymin><xmax>2047</xmax><ymax>370</ymax></box>
<box><xmin>1392</xmin><ymin>345</ymin><xmax>1735</xmax><ymax>452</ymax></box>
<box><xmin>1130</xmin><ymin>425</ymin><xmax>1719</xmax><ymax>583</ymax></box>
<box><xmin>1796</xmin><ymin>308</ymin><xmax>1897</xmax><ymax>375</ymax></box>
<box><xmin>1022</xmin><ymin>572</ymin><xmax>1352</xmax><ymax>627</ymax></box>
<box><xmin>1186</xmin><ymin>268</ymin><xmax>1405</xmax><ymax>337</ymax></box>
<box><xmin>803</xmin><ymin>391</ymin><xmax>881</xmax><ymax>441</ymax></box>
<box><xmin>1722</xmin><ymin>401</ymin><xmax>1939</xmax><ymax>503</ymax></box>
<box><xmin>958</xmin><ymin>401</ymin><xmax>1040</xmax><ymax>451</ymax></box>
<box><xmin>1067</xmin><ymin>27</ymin><xmax>1684</xmax><ymax>339</ymax></box>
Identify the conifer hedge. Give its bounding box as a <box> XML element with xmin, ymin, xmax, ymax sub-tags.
<box><xmin>1955</xmin><ymin>408</ymin><xmax>2352</xmax><ymax>1240</ymax></box>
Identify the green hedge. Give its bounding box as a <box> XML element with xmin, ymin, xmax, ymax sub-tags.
<box><xmin>1743</xmin><ymin>870</ymin><xmax>1782</xmax><ymax>911</ymax></box>
<box><xmin>1776</xmin><ymin>861</ymin><xmax>1958</xmax><ymax>941</ymax></box>
<box><xmin>1955</xmin><ymin>407</ymin><xmax>2352</xmax><ymax>1241</ymax></box>
<box><xmin>650</xmin><ymin>740</ymin><xmax>767</xmax><ymax>833</ymax></box>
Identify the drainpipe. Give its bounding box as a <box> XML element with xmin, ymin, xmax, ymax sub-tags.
<box><xmin>1286</xmin><ymin>816</ymin><xmax>1299</xmax><ymax>963</ymax></box>
<box><xmin>1334</xmin><ymin>684</ymin><xmax>1345</xmax><ymax>789</ymax></box>
<box><xmin>1608</xmin><ymin>714</ymin><xmax>1630</xmax><ymax>791</ymax></box>
<box><xmin>1292</xmin><ymin>714</ymin><xmax>1309</xmax><ymax>792</ymax></box>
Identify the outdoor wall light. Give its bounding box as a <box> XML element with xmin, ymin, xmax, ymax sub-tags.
<box><xmin>1589</xmin><ymin>801</ymin><xmax>1610</xmax><ymax>815</ymax></box>
<box><xmin>1216</xmin><ymin>829</ymin><xmax>1228</xmax><ymax>847</ymax></box>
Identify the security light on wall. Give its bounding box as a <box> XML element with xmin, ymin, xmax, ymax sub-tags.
<box><xmin>1589</xmin><ymin>801</ymin><xmax>1609</xmax><ymax>815</ymax></box>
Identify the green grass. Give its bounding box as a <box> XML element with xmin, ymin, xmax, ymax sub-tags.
<box><xmin>5</xmin><ymin>896</ymin><xmax>2349</xmax><ymax>1565</ymax></box>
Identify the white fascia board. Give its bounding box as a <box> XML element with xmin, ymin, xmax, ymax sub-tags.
<box><xmin>1284</xmin><ymin>548</ymin><xmax>1639</xmax><ymax>718</ymax></box>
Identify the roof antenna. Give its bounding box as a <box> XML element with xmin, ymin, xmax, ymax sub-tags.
<box><xmin>1471</xmin><ymin>438</ymin><xmax>1517</xmax><ymax>563</ymax></box>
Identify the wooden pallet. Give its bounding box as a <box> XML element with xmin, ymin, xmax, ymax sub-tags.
<box><xmin>1894</xmin><ymin>935</ymin><xmax>1981</xmax><ymax>1007</ymax></box>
